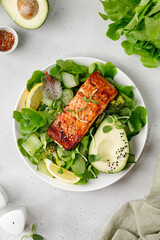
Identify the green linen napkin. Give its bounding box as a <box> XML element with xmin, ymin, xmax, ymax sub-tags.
<box><xmin>99</xmin><ymin>155</ymin><xmax>160</xmax><ymax>240</ymax></box>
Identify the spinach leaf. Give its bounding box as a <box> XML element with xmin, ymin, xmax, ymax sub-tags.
<box><xmin>22</xmin><ymin>109</ymin><xmax>47</xmax><ymax>127</ymax></box>
<box><xmin>89</xmin><ymin>61</ymin><xmax>117</xmax><ymax>78</ymax></box>
<box><xmin>105</xmin><ymin>62</ymin><xmax>117</xmax><ymax>79</ymax></box>
<box><xmin>88</xmin><ymin>154</ymin><xmax>100</xmax><ymax>163</ymax></box>
<box><xmin>126</xmin><ymin>106</ymin><xmax>147</xmax><ymax>140</ymax></box>
<box><xmin>56</xmin><ymin>59</ymin><xmax>88</xmax><ymax>74</ymax></box>
<box><xmin>49</xmin><ymin>65</ymin><xmax>61</xmax><ymax>77</ymax></box>
<box><xmin>115</xmin><ymin>84</ymin><xmax>134</xmax><ymax>99</ymax></box>
<box><xmin>117</xmin><ymin>107</ymin><xmax>131</xmax><ymax>124</ymax></box>
<box><xmin>13</xmin><ymin>111</ymin><xmax>23</xmax><ymax>123</ymax></box>
<box><xmin>75</xmin><ymin>170</ymin><xmax>92</xmax><ymax>184</ymax></box>
<box><xmin>71</xmin><ymin>154</ymin><xmax>86</xmax><ymax>175</ymax></box>
<box><xmin>80</xmin><ymin>135</ymin><xmax>90</xmax><ymax>151</ymax></box>
<box><xmin>119</xmin><ymin>92</ymin><xmax>135</xmax><ymax>110</ymax></box>
<box><xmin>27</xmin><ymin>70</ymin><xmax>45</xmax><ymax>91</ymax></box>
<box><xmin>14</xmin><ymin>109</ymin><xmax>47</xmax><ymax>136</ymax></box>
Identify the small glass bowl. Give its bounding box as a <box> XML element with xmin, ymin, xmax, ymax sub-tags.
<box><xmin>0</xmin><ymin>26</ymin><xmax>18</xmax><ymax>55</ymax></box>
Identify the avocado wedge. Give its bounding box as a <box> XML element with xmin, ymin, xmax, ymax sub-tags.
<box><xmin>1</xmin><ymin>0</ymin><xmax>49</xmax><ymax>30</ymax></box>
<box><xmin>89</xmin><ymin>118</ymin><xmax>129</xmax><ymax>173</ymax></box>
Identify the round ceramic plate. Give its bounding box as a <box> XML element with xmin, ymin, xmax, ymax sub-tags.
<box><xmin>13</xmin><ymin>57</ymin><xmax>148</xmax><ymax>192</ymax></box>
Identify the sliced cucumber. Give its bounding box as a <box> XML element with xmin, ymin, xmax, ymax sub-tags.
<box><xmin>61</xmin><ymin>72</ymin><xmax>79</xmax><ymax>88</ymax></box>
<box><xmin>61</xmin><ymin>89</ymin><xmax>74</xmax><ymax>106</ymax></box>
<box><xmin>22</xmin><ymin>134</ymin><xmax>42</xmax><ymax>156</ymax></box>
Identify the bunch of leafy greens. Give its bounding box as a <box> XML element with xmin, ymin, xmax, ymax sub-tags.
<box><xmin>13</xmin><ymin>59</ymin><xmax>147</xmax><ymax>184</ymax></box>
<box><xmin>100</xmin><ymin>0</ymin><xmax>160</xmax><ymax>68</ymax></box>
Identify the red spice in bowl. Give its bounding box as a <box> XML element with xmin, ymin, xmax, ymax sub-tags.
<box><xmin>0</xmin><ymin>27</ymin><xmax>18</xmax><ymax>54</ymax></box>
<box><xmin>0</xmin><ymin>30</ymin><xmax>15</xmax><ymax>52</ymax></box>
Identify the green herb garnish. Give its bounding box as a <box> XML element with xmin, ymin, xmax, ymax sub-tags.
<box><xmin>66</xmin><ymin>107</ymin><xmax>88</xmax><ymax>123</ymax></box>
<box><xmin>88</xmin><ymin>154</ymin><xmax>100</xmax><ymax>162</ymax></box>
<box><xmin>57</xmin><ymin>167</ymin><xmax>63</xmax><ymax>174</ymax></box>
<box><xmin>103</xmin><ymin>125</ymin><xmax>112</xmax><ymax>133</ymax></box>
<box><xmin>115</xmin><ymin>124</ymin><xmax>125</xmax><ymax>129</ymax></box>
<box><xmin>106</xmin><ymin>115</ymin><xmax>114</xmax><ymax>123</ymax></box>
<box><xmin>21</xmin><ymin>224</ymin><xmax>44</xmax><ymax>240</ymax></box>
<box><xmin>84</xmin><ymin>89</ymin><xmax>99</xmax><ymax>104</ymax></box>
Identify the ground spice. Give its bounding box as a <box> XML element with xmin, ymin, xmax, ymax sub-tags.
<box><xmin>0</xmin><ymin>30</ymin><xmax>15</xmax><ymax>52</ymax></box>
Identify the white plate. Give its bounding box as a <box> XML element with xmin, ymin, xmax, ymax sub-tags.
<box><xmin>13</xmin><ymin>57</ymin><xmax>148</xmax><ymax>192</ymax></box>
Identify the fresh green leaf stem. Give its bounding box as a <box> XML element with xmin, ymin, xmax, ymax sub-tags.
<box><xmin>21</xmin><ymin>224</ymin><xmax>44</xmax><ymax>240</ymax></box>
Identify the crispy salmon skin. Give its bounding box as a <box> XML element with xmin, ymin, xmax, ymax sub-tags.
<box><xmin>47</xmin><ymin>71</ymin><xmax>118</xmax><ymax>150</ymax></box>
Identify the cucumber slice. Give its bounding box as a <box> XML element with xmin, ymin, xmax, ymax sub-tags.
<box><xmin>61</xmin><ymin>89</ymin><xmax>74</xmax><ymax>106</ymax></box>
<box><xmin>22</xmin><ymin>134</ymin><xmax>42</xmax><ymax>156</ymax></box>
<box><xmin>61</xmin><ymin>72</ymin><xmax>79</xmax><ymax>88</ymax></box>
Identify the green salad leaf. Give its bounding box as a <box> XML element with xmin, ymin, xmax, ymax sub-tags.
<box><xmin>56</xmin><ymin>59</ymin><xmax>88</xmax><ymax>75</ymax></box>
<box><xmin>71</xmin><ymin>154</ymin><xmax>86</xmax><ymax>175</ymax></box>
<box><xmin>27</xmin><ymin>71</ymin><xmax>45</xmax><ymax>91</ymax></box>
<box><xmin>13</xmin><ymin>109</ymin><xmax>47</xmax><ymax>135</ymax></box>
<box><xmin>89</xmin><ymin>61</ymin><xmax>117</xmax><ymax>78</ymax></box>
<box><xmin>88</xmin><ymin>154</ymin><xmax>100</xmax><ymax>163</ymax></box>
<box><xmin>49</xmin><ymin>65</ymin><xmax>61</xmax><ymax>77</ymax></box>
<box><xmin>125</xmin><ymin>106</ymin><xmax>147</xmax><ymax>140</ymax></box>
<box><xmin>100</xmin><ymin>0</ymin><xmax>160</xmax><ymax>68</ymax></box>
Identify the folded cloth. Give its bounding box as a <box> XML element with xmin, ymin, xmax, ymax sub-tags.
<box><xmin>99</xmin><ymin>155</ymin><xmax>160</xmax><ymax>240</ymax></box>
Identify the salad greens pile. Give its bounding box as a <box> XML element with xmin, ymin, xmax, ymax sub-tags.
<box><xmin>13</xmin><ymin>59</ymin><xmax>147</xmax><ymax>184</ymax></box>
<box><xmin>100</xmin><ymin>0</ymin><xmax>160</xmax><ymax>68</ymax></box>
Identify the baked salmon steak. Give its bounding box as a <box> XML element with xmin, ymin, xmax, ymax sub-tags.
<box><xmin>47</xmin><ymin>71</ymin><xmax>118</xmax><ymax>150</ymax></box>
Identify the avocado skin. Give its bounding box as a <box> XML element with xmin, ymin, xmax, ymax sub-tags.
<box><xmin>1</xmin><ymin>0</ymin><xmax>50</xmax><ymax>30</ymax></box>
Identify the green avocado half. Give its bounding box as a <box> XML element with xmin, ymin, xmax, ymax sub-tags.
<box><xmin>1</xmin><ymin>0</ymin><xmax>49</xmax><ymax>30</ymax></box>
<box><xmin>89</xmin><ymin>118</ymin><xmax>129</xmax><ymax>173</ymax></box>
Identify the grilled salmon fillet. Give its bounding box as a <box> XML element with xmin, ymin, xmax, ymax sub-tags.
<box><xmin>47</xmin><ymin>71</ymin><xmax>118</xmax><ymax>150</ymax></box>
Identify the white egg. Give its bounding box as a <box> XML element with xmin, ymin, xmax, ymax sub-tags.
<box><xmin>0</xmin><ymin>185</ymin><xmax>8</xmax><ymax>209</ymax></box>
<box><xmin>0</xmin><ymin>207</ymin><xmax>27</xmax><ymax>236</ymax></box>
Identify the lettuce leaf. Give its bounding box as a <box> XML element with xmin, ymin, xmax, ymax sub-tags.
<box><xmin>100</xmin><ymin>0</ymin><xmax>160</xmax><ymax>68</ymax></box>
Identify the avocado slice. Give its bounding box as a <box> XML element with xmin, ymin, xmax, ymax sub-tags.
<box><xmin>1</xmin><ymin>0</ymin><xmax>49</xmax><ymax>30</ymax></box>
<box><xmin>89</xmin><ymin>118</ymin><xmax>129</xmax><ymax>173</ymax></box>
